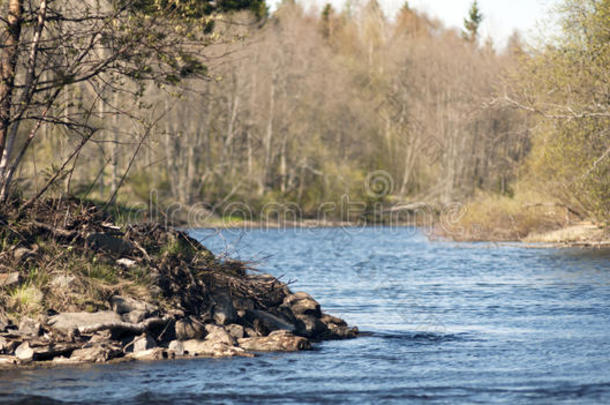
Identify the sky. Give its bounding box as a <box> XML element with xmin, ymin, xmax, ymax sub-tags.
<box><xmin>272</xmin><ymin>0</ymin><xmax>560</xmax><ymax>49</ymax></box>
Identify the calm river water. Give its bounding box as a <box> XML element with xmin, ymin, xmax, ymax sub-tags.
<box><xmin>1</xmin><ymin>227</ymin><xmax>609</xmax><ymax>404</ymax></box>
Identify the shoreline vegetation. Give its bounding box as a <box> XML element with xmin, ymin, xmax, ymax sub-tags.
<box><xmin>0</xmin><ymin>198</ymin><xmax>357</xmax><ymax>369</ymax></box>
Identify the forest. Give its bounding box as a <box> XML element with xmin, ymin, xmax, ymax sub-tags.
<box><xmin>1</xmin><ymin>0</ymin><xmax>608</xmax><ymax>239</ymax></box>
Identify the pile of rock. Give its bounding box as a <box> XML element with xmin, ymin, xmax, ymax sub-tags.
<box><xmin>0</xmin><ymin>273</ymin><xmax>357</xmax><ymax>367</ymax></box>
<box><xmin>0</xmin><ymin>199</ymin><xmax>358</xmax><ymax>368</ymax></box>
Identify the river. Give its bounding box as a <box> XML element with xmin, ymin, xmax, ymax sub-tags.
<box><xmin>1</xmin><ymin>227</ymin><xmax>609</xmax><ymax>404</ymax></box>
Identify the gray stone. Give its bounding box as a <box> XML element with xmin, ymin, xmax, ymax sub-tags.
<box><xmin>133</xmin><ymin>334</ymin><xmax>156</xmax><ymax>353</ymax></box>
<box><xmin>237</xmin><ymin>330</ymin><xmax>311</xmax><ymax>352</ymax></box>
<box><xmin>116</xmin><ymin>258</ymin><xmax>136</xmax><ymax>268</ymax></box>
<box><xmin>0</xmin><ymin>355</ymin><xmax>17</xmax><ymax>365</ymax></box>
<box><xmin>295</xmin><ymin>314</ymin><xmax>328</xmax><ymax>338</ymax></box>
<box><xmin>212</xmin><ymin>291</ymin><xmax>237</xmax><ymax>325</ymax></box>
<box><xmin>0</xmin><ymin>272</ymin><xmax>20</xmax><ymax>288</ymax></box>
<box><xmin>110</xmin><ymin>296</ymin><xmax>156</xmax><ymax>315</ymax></box>
<box><xmin>13</xmin><ymin>248</ymin><xmax>34</xmax><ymax>262</ymax></box>
<box><xmin>168</xmin><ymin>340</ymin><xmax>184</xmax><ymax>356</ymax></box>
<box><xmin>15</xmin><ymin>342</ymin><xmax>34</xmax><ymax>363</ymax></box>
<box><xmin>18</xmin><ymin>317</ymin><xmax>41</xmax><ymax>337</ymax></box>
<box><xmin>175</xmin><ymin>317</ymin><xmax>206</xmax><ymax>340</ymax></box>
<box><xmin>283</xmin><ymin>292</ymin><xmax>321</xmax><ymax>318</ymax></box>
<box><xmin>70</xmin><ymin>344</ymin><xmax>121</xmax><ymax>363</ymax></box>
<box><xmin>204</xmin><ymin>324</ymin><xmax>236</xmax><ymax>346</ymax></box>
<box><xmin>226</xmin><ymin>324</ymin><xmax>245</xmax><ymax>339</ymax></box>
<box><xmin>244</xmin><ymin>327</ymin><xmax>260</xmax><ymax>337</ymax></box>
<box><xmin>48</xmin><ymin>311</ymin><xmax>122</xmax><ymax>333</ymax></box>
<box><xmin>181</xmin><ymin>339</ymin><xmax>252</xmax><ymax>358</ymax></box>
<box><xmin>251</xmin><ymin>309</ymin><xmax>296</xmax><ymax>333</ymax></box>
<box><xmin>51</xmin><ymin>274</ymin><xmax>75</xmax><ymax>289</ymax></box>
<box><xmin>122</xmin><ymin>310</ymin><xmax>147</xmax><ymax>324</ymax></box>
<box><xmin>129</xmin><ymin>348</ymin><xmax>172</xmax><ymax>361</ymax></box>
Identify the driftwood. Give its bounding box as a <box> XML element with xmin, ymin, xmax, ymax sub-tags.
<box><xmin>77</xmin><ymin>316</ymin><xmax>171</xmax><ymax>335</ymax></box>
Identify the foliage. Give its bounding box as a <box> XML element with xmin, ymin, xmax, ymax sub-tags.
<box><xmin>516</xmin><ymin>0</ymin><xmax>610</xmax><ymax>222</ymax></box>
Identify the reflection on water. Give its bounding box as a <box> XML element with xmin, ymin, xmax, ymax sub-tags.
<box><xmin>1</xmin><ymin>228</ymin><xmax>609</xmax><ymax>404</ymax></box>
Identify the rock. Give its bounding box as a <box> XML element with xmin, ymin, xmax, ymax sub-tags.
<box><xmin>15</xmin><ymin>342</ymin><xmax>34</xmax><ymax>363</ymax></box>
<box><xmin>70</xmin><ymin>344</ymin><xmax>121</xmax><ymax>363</ymax></box>
<box><xmin>51</xmin><ymin>274</ymin><xmax>75</xmax><ymax>289</ymax></box>
<box><xmin>0</xmin><ymin>355</ymin><xmax>18</xmax><ymax>366</ymax></box>
<box><xmin>250</xmin><ymin>309</ymin><xmax>296</xmax><ymax>333</ymax></box>
<box><xmin>320</xmin><ymin>313</ymin><xmax>347</xmax><ymax>327</ymax></box>
<box><xmin>14</xmin><ymin>248</ymin><xmax>34</xmax><ymax>262</ymax></box>
<box><xmin>174</xmin><ymin>317</ymin><xmax>206</xmax><ymax>340</ymax></box>
<box><xmin>0</xmin><ymin>336</ymin><xmax>7</xmax><ymax>352</ymax></box>
<box><xmin>181</xmin><ymin>339</ymin><xmax>253</xmax><ymax>358</ymax></box>
<box><xmin>226</xmin><ymin>324</ymin><xmax>245</xmax><ymax>339</ymax></box>
<box><xmin>122</xmin><ymin>310</ymin><xmax>147</xmax><ymax>324</ymax></box>
<box><xmin>283</xmin><ymin>292</ymin><xmax>321</xmax><ymax>318</ymax></box>
<box><xmin>237</xmin><ymin>330</ymin><xmax>311</xmax><ymax>352</ymax></box>
<box><xmin>116</xmin><ymin>258</ymin><xmax>136</xmax><ymax>268</ymax></box>
<box><xmin>48</xmin><ymin>311</ymin><xmax>122</xmax><ymax>333</ymax></box>
<box><xmin>31</xmin><ymin>343</ymin><xmax>80</xmax><ymax>361</ymax></box>
<box><xmin>128</xmin><ymin>348</ymin><xmax>172</xmax><ymax>361</ymax></box>
<box><xmin>168</xmin><ymin>340</ymin><xmax>184</xmax><ymax>356</ymax></box>
<box><xmin>295</xmin><ymin>314</ymin><xmax>328</xmax><ymax>338</ymax></box>
<box><xmin>244</xmin><ymin>327</ymin><xmax>260</xmax><ymax>338</ymax></box>
<box><xmin>319</xmin><ymin>313</ymin><xmax>358</xmax><ymax>339</ymax></box>
<box><xmin>0</xmin><ymin>272</ymin><xmax>20</xmax><ymax>288</ymax></box>
<box><xmin>326</xmin><ymin>325</ymin><xmax>359</xmax><ymax>339</ymax></box>
<box><xmin>132</xmin><ymin>334</ymin><xmax>156</xmax><ymax>353</ymax></box>
<box><xmin>86</xmin><ymin>233</ymin><xmax>134</xmax><ymax>255</ymax></box>
<box><xmin>18</xmin><ymin>317</ymin><xmax>41</xmax><ymax>337</ymax></box>
<box><xmin>110</xmin><ymin>296</ymin><xmax>156</xmax><ymax>316</ymax></box>
<box><xmin>204</xmin><ymin>324</ymin><xmax>235</xmax><ymax>346</ymax></box>
<box><xmin>211</xmin><ymin>291</ymin><xmax>237</xmax><ymax>325</ymax></box>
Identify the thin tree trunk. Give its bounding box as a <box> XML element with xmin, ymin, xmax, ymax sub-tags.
<box><xmin>0</xmin><ymin>0</ymin><xmax>24</xmax><ymax>173</ymax></box>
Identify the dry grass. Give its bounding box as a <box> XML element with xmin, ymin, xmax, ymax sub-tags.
<box><xmin>436</xmin><ymin>190</ymin><xmax>572</xmax><ymax>241</ymax></box>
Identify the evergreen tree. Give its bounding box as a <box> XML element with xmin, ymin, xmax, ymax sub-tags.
<box><xmin>462</xmin><ymin>0</ymin><xmax>483</xmax><ymax>43</ymax></box>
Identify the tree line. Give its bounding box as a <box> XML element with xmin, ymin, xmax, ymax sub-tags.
<box><xmin>2</xmin><ymin>0</ymin><xmax>608</xmax><ymax>224</ymax></box>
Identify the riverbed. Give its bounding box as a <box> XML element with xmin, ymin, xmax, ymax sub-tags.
<box><xmin>1</xmin><ymin>227</ymin><xmax>609</xmax><ymax>404</ymax></box>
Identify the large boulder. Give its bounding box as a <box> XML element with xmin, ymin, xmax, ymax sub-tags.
<box><xmin>237</xmin><ymin>330</ymin><xmax>311</xmax><ymax>352</ymax></box>
<box><xmin>47</xmin><ymin>311</ymin><xmax>122</xmax><ymax>333</ymax></box>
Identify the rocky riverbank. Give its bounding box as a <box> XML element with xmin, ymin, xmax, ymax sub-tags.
<box><xmin>0</xmin><ymin>199</ymin><xmax>357</xmax><ymax>368</ymax></box>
